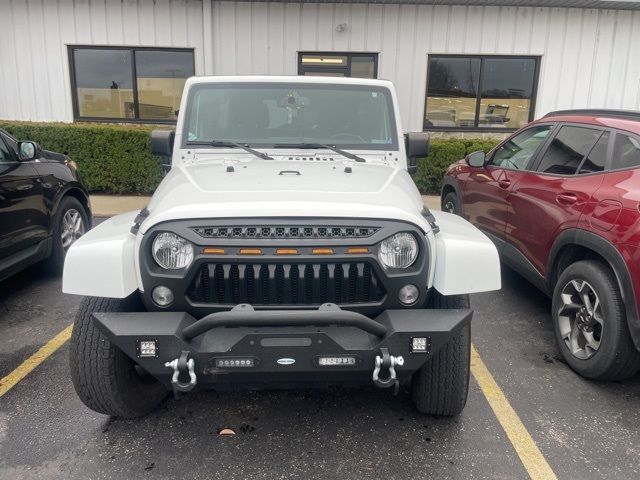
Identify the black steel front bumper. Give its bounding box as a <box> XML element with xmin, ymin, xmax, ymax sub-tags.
<box><xmin>93</xmin><ymin>304</ymin><xmax>472</xmax><ymax>391</ymax></box>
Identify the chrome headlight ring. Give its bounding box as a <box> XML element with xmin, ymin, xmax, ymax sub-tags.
<box><xmin>378</xmin><ymin>232</ymin><xmax>419</xmax><ymax>269</ymax></box>
<box><xmin>152</xmin><ymin>232</ymin><xmax>194</xmax><ymax>270</ymax></box>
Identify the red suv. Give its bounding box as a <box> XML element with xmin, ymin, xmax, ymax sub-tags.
<box><xmin>441</xmin><ymin>110</ymin><xmax>640</xmax><ymax>380</ymax></box>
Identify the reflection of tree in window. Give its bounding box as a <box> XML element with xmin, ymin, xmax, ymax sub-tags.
<box><xmin>71</xmin><ymin>47</ymin><xmax>194</xmax><ymax>121</ymax></box>
<box><xmin>428</xmin><ymin>59</ymin><xmax>478</xmax><ymax>97</ymax></box>
<box><xmin>425</xmin><ymin>56</ymin><xmax>537</xmax><ymax>130</ymax></box>
<box><xmin>425</xmin><ymin>58</ymin><xmax>480</xmax><ymax>128</ymax></box>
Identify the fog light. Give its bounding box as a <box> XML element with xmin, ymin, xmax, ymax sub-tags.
<box><xmin>318</xmin><ymin>356</ymin><xmax>357</xmax><ymax>366</ymax></box>
<box><xmin>152</xmin><ymin>286</ymin><xmax>174</xmax><ymax>306</ymax></box>
<box><xmin>398</xmin><ymin>284</ymin><xmax>419</xmax><ymax>305</ymax></box>
<box><xmin>138</xmin><ymin>340</ymin><xmax>157</xmax><ymax>358</ymax></box>
<box><xmin>215</xmin><ymin>358</ymin><xmax>255</xmax><ymax>368</ymax></box>
<box><xmin>411</xmin><ymin>337</ymin><xmax>429</xmax><ymax>353</ymax></box>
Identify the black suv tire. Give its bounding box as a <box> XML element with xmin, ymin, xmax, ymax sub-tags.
<box><xmin>47</xmin><ymin>196</ymin><xmax>89</xmax><ymax>272</ymax></box>
<box><xmin>69</xmin><ymin>295</ymin><xmax>168</xmax><ymax>418</ymax></box>
<box><xmin>552</xmin><ymin>260</ymin><xmax>640</xmax><ymax>381</ymax></box>
<box><xmin>411</xmin><ymin>291</ymin><xmax>471</xmax><ymax>416</ymax></box>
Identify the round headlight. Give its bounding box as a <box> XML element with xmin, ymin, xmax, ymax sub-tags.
<box><xmin>378</xmin><ymin>232</ymin><xmax>418</xmax><ymax>269</ymax></box>
<box><xmin>152</xmin><ymin>232</ymin><xmax>194</xmax><ymax>270</ymax></box>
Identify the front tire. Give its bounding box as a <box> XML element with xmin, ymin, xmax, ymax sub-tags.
<box><xmin>69</xmin><ymin>295</ymin><xmax>168</xmax><ymax>418</ymax></box>
<box><xmin>552</xmin><ymin>260</ymin><xmax>640</xmax><ymax>381</ymax></box>
<box><xmin>442</xmin><ymin>191</ymin><xmax>461</xmax><ymax>215</ymax></box>
<box><xmin>47</xmin><ymin>196</ymin><xmax>89</xmax><ymax>272</ymax></box>
<box><xmin>411</xmin><ymin>292</ymin><xmax>471</xmax><ymax>416</ymax></box>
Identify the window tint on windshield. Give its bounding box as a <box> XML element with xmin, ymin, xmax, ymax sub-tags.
<box><xmin>611</xmin><ymin>133</ymin><xmax>640</xmax><ymax>171</ymax></box>
<box><xmin>491</xmin><ymin>125</ymin><xmax>551</xmax><ymax>170</ymax></box>
<box><xmin>184</xmin><ymin>84</ymin><xmax>397</xmax><ymax>150</ymax></box>
<box><xmin>537</xmin><ymin>126</ymin><xmax>601</xmax><ymax>175</ymax></box>
<box><xmin>578</xmin><ymin>132</ymin><xmax>609</xmax><ymax>174</ymax></box>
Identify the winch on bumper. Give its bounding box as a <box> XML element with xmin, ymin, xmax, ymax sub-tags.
<box><xmin>92</xmin><ymin>302</ymin><xmax>472</xmax><ymax>393</ymax></box>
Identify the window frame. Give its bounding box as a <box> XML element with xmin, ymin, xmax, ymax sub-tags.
<box><xmin>298</xmin><ymin>52</ymin><xmax>378</xmax><ymax>78</ymax></box>
<box><xmin>486</xmin><ymin>123</ymin><xmax>556</xmax><ymax>171</ymax></box>
<box><xmin>0</xmin><ymin>131</ymin><xmax>18</xmax><ymax>163</ymax></box>
<box><xmin>180</xmin><ymin>81</ymin><xmax>399</xmax><ymax>151</ymax></box>
<box><xmin>423</xmin><ymin>54</ymin><xmax>541</xmax><ymax>132</ymax></box>
<box><xmin>529</xmin><ymin>123</ymin><xmax>613</xmax><ymax>177</ymax></box>
<box><xmin>608</xmin><ymin>130</ymin><xmax>640</xmax><ymax>173</ymax></box>
<box><xmin>68</xmin><ymin>45</ymin><xmax>195</xmax><ymax>124</ymax></box>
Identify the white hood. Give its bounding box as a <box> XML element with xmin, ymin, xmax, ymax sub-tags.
<box><xmin>140</xmin><ymin>158</ymin><xmax>429</xmax><ymax>234</ymax></box>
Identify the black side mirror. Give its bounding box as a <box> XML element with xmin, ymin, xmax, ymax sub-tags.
<box><xmin>18</xmin><ymin>141</ymin><xmax>39</xmax><ymax>161</ymax></box>
<box><xmin>151</xmin><ymin>130</ymin><xmax>175</xmax><ymax>173</ymax></box>
<box><xmin>465</xmin><ymin>150</ymin><xmax>486</xmax><ymax>168</ymax></box>
<box><xmin>405</xmin><ymin>132</ymin><xmax>430</xmax><ymax>174</ymax></box>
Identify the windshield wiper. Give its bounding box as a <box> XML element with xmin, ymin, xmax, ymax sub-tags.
<box><xmin>274</xmin><ymin>143</ymin><xmax>366</xmax><ymax>163</ymax></box>
<box><xmin>187</xmin><ymin>140</ymin><xmax>274</xmax><ymax>160</ymax></box>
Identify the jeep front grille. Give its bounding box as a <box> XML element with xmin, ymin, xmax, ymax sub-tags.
<box><xmin>191</xmin><ymin>225</ymin><xmax>380</xmax><ymax>240</ymax></box>
<box><xmin>188</xmin><ymin>261</ymin><xmax>386</xmax><ymax>306</ymax></box>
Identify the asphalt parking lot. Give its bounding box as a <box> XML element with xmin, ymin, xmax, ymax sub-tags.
<box><xmin>1</xmin><ymin>218</ymin><xmax>640</xmax><ymax>480</ymax></box>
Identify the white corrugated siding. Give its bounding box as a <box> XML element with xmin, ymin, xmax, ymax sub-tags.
<box><xmin>210</xmin><ymin>2</ymin><xmax>640</xmax><ymax>131</ymax></box>
<box><xmin>1</xmin><ymin>0</ymin><xmax>639</xmax><ymax>131</ymax></box>
<box><xmin>0</xmin><ymin>0</ymin><xmax>206</xmax><ymax>122</ymax></box>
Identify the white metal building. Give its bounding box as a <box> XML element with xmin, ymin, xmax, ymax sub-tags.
<box><xmin>1</xmin><ymin>0</ymin><xmax>639</xmax><ymax>133</ymax></box>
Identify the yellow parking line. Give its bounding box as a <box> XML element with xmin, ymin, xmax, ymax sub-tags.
<box><xmin>471</xmin><ymin>344</ymin><xmax>558</xmax><ymax>480</ymax></box>
<box><xmin>0</xmin><ymin>324</ymin><xmax>73</xmax><ymax>398</ymax></box>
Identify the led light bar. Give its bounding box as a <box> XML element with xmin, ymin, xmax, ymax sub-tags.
<box><xmin>312</xmin><ymin>248</ymin><xmax>334</xmax><ymax>255</ymax></box>
<box><xmin>239</xmin><ymin>248</ymin><xmax>262</xmax><ymax>255</ymax></box>
<box><xmin>276</xmin><ymin>248</ymin><xmax>299</xmax><ymax>255</ymax></box>
<box><xmin>137</xmin><ymin>340</ymin><xmax>158</xmax><ymax>358</ymax></box>
<box><xmin>317</xmin><ymin>356</ymin><xmax>357</xmax><ymax>366</ymax></box>
<box><xmin>411</xmin><ymin>337</ymin><xmax>429</xmax><ymax>353</ymax></box>
<box><xmin>203</xmin><ymin>247</ymin><xmax>226</xmax><ymax>255</ymax></box>
<box><xmin>215</xmin><ymin>358</ymin><xmax>255</xmax><ymax>368</ymax></box>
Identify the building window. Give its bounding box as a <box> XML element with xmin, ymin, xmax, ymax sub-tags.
<box><xmin>69</xmin><ymin>46</ymin><xmax>195</xmax><ymax>123</ymax></box>
<box><xmin>298</xmin><ymin>53</ymin><xmax>377</xmax><ymax>78</ymax></box>
<box><xmin>424</xmin><ymin>55</ymin><xmax>539</xmax><ymax>131</ymax></box>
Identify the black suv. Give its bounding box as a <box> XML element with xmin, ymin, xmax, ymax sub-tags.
<box><xmin>0</xmin><ymin>129</ymin><xmax>91</xmax><ymax>281</ymax></box>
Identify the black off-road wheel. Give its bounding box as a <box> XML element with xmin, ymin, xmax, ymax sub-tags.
<box><xmin>411</xmin><ymin>291</ymin><xmax>471</xmax><ymax>416</ymax></box>
<box><xmin>69</xmin><ymin>295</ymin><xmax>168</xmax><ymax>418</ymax></box>
<box><xmin>441</xmin><ymin>191</ymin><xmax>461</xmax><ymax>215</ymax></box>
<box><xmin>47</xmin><ymin>196</ymin><xmax>89</xmax><ymax>272</ymax></box>
<box><xmin>552</xmin><ymin>260</ymin><xmax>640</xmax><ymax>381</ymax></box>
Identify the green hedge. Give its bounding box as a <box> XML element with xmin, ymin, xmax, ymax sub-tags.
<box><xmin>0</xmin><ymin>121</ymin><xmax>163</xmax><ymax>194</ymax></box>
<box><xmin>411</xmin><ymin>138</ymin><xmax>500</xmax><ymax>194</ymax></box>
<box><xmin>0</xmin><ymin>121</ymin><xmax>500</xmax><ymax>195</ymax></box>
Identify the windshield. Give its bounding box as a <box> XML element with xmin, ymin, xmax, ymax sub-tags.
<box><xmin>183</xmin><ymin>83</ymin><xmax>398</xmax><ymax>150</ymax></box>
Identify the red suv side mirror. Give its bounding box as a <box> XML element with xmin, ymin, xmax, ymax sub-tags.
<box><xmin>465</xmin><ymin>150</ymin><xmax>486</xmax><ymax>168</ymax></box>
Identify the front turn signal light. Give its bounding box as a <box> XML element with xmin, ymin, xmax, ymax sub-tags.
<box><xmin>276</xmin><ymin>248</ymin><xmax>299</xmax><ymax>255</ymax></box>
<box><xmin>239</xmin><ymin>248</ymin><xmax>263</xmax><ymax>255</ymax></box>
<box><xmin>203</xmin><ymin>247</ymin><xmax>226</xmax><ymax>255</ymax></box>
<box><xmin>312</xmin><ymin>248</ymin><xmax>334</xmax><ymax>255</ymax></box>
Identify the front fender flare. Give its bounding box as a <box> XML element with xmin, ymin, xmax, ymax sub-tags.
<box><xmin>63</xmin><ymin>211</ymin><xmax>138</xmax><ymax>298</ymax></box>
<box><xmin>548</xmin><ymin>229</ymin><xmax>640</xmax><ymax>350</ymax></box>
<box><xmin>430</xmin><ymin>210</ymin><xmax>501</xmax><ymax>295</ymax></box>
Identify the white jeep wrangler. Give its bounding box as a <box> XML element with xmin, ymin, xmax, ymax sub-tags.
<box><xmin>63</xmin><ymin>76</ymin><xmax>500</xmax><ymax>418</ymax></box>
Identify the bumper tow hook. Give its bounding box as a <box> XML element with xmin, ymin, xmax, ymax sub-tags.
<box><xmin>372</xmin><ymin>348</ymin><xmax>404</xmax><ymax>394</ymax></box>
<box><xmin>165</xmin><ymin>350</ymin><xmax>197</xmax><ymax>393</ymax></box>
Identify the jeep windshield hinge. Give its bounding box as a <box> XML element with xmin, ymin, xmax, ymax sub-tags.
<box><xmin>372</xmin><ymin>348</ymin><xmax>404</xmax><ymax>394</ymax></box>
